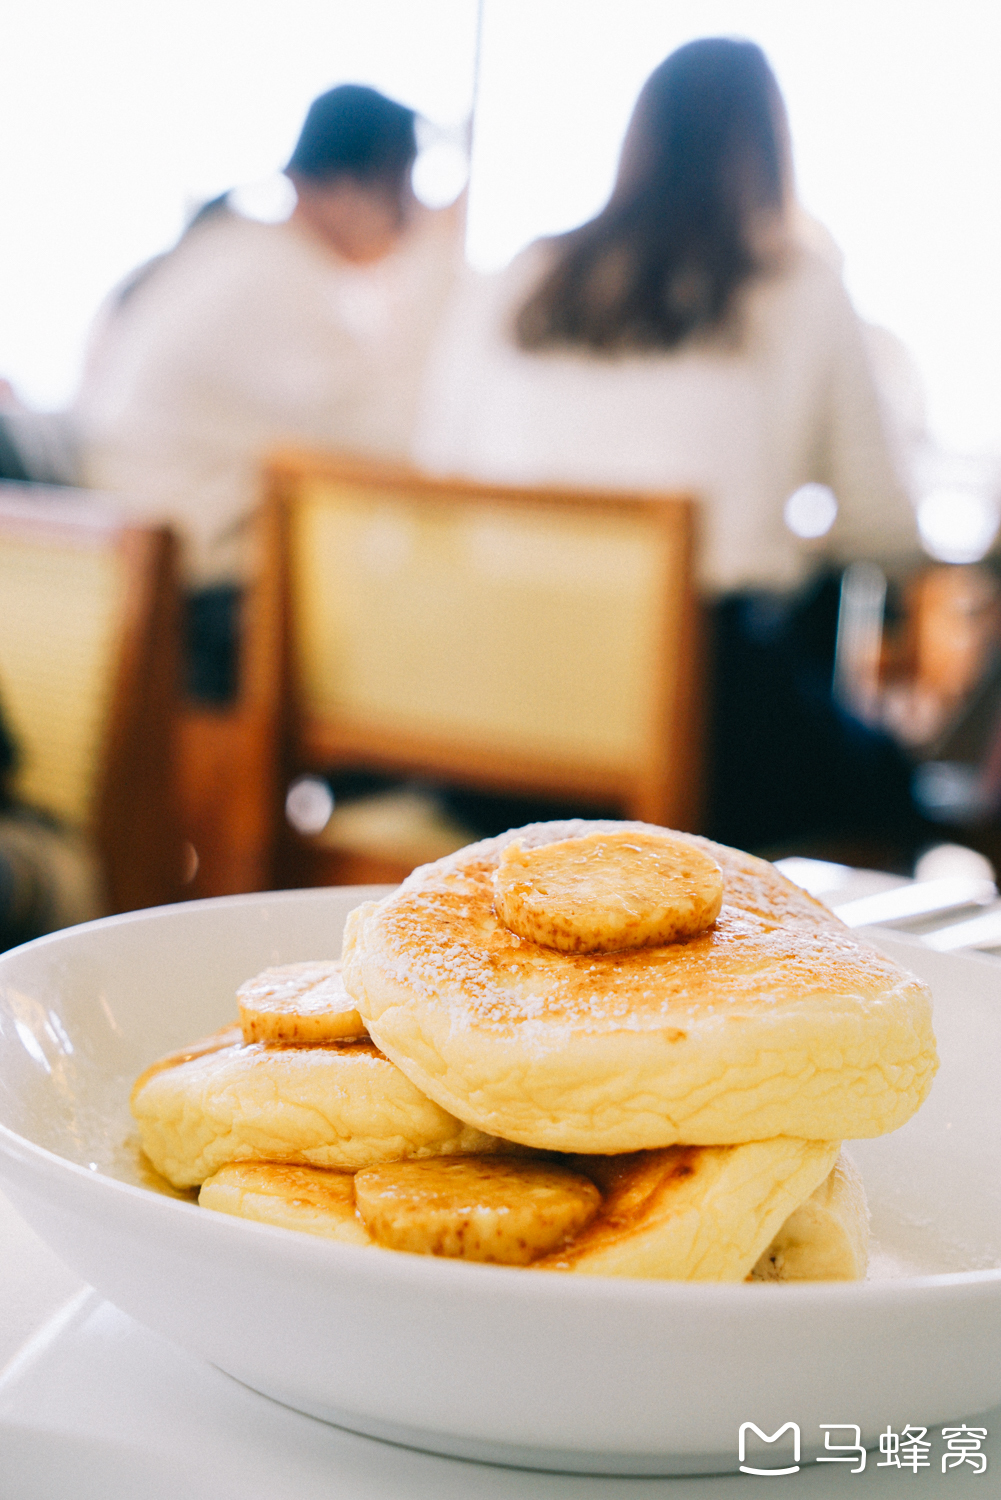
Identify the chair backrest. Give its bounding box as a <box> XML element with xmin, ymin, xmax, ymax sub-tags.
<box><xmin>0</xmin><ymin>488</ymin><xmax>183</xmax><ymax>913</ymax></box>
<box><xmin>173</xmin><ymin>497</ymin><xmax>286</xmax><ymax>901</ymax></box>
<box><xmin>264</xmin><ymin>450</ymin><xmax>703</xmax><ymax>831</ymax></box>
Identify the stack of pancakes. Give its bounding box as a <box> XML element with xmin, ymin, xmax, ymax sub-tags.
<box><xmin>132</xmin><ymin>821</ymin><xmax>937</xmax><ymax>1280</ymax></box>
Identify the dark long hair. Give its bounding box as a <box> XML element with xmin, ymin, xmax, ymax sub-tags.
<box><xmin>515</xmin><ymin>39</ymin><xmax>791</xmax><ymax>354</ymax></box>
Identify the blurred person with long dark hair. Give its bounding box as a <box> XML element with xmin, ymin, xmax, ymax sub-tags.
<box><xmin>75</xmin><ymin>85</ymin><xmax>461</xmax><ymax>702</ymax></box>
<box><xmin>417</xmin><ymin>38</ymin><xmax>921</xmax><ymax>853</ymax></box>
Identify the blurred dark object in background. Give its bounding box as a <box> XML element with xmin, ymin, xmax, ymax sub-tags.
<box><xmin>827</xmin><ymin>559</ymin><xmax>1001</xmax><ymax>869</ymax></box>
<box><xmin>706</xmin><ymin>570</ymin><xmax>922</xmax><ymax>856</ymax></box>
<box><xmin>882</xmin><ymin>564</ymin><xmax>1001</xmax><ymax>760</ymax></box>
<box><xmin>897</xmin><ymin>566</ymin><xmax>1001</xmax><ymax>827</ymax></box>
<box><xmin>185</xmin><ymin>584</ymin><xmax>242</xmax><ymax>705</ymax></box>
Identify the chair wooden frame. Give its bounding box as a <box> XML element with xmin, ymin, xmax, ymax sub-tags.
<box><xmin>174</xmin><ymin>503</ymin><xmax>286</xmax><ymax>899</ymax></box>
<box><xmin>263</xmin><ymin>449</ymin><xmax>704</xmax><ymax>849</ymax></box>
<box><xmin>0</xmin><ymin>492</ymin><xmax>183</xmax><ymax>913</ymax></box>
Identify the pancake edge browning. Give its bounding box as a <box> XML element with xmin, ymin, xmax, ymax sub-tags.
<box><xmin>196</xmin><ymin>1140</ymin><xmax>855</xmax><ymax>1281</ymax></box>
<box><xmin>536</xmin><ymin>1137</ymin><xmax>840</xmax><ymax>1279</ymax></box>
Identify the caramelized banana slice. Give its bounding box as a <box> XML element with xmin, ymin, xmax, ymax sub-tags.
<box><xmin>199</xmin><ymin>1161</ymin><xmax>372</xmax><ymax>1245</ymax></box>
<box><xmin>237</xmin><ymin>961</ymin><xmax>367</xmax><ymax>1045</ymax></box>
<box><xmin>750</xmin><ymin>1151</ymin><xmax>869</xmax><ymax>1281</ymax></box>
<box><xmin>354</xmin><ymin>1155</ymin><xmax>601</xmax><ymax>1264</ymax></box>
<box><xmin>537</xmin><ymin>1137</ymin><xmax>840</xmax><ymax>1279</ymax></box>
<box><xmin>493</xmin><ymin>829</ymin><xmax>723</xmax><ymax>952</ymax></box>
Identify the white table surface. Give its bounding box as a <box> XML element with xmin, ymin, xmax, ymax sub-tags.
<box><xmin>2</xmin><ymin>863</ymin><xmax>999</xmax><ymax>1497</ymax></box>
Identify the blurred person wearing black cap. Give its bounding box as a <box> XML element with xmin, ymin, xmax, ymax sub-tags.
<box><xmin>74</xmin><ymin>85</ymin><xmax>462</xmax><ymax>702</ymax></box>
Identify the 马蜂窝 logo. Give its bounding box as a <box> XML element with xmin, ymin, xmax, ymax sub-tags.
<box><xmin>737</xmin><ymin>1421</ymin><xmax>988</xmax><ymax>1476</ymax></box>
<box><xmin>738</xmin><ymin>1422</ymin><xmax>801</xmax><ymax>1476</ymax></box>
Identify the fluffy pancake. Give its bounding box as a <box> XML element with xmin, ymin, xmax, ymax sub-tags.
<box><xmin>199</xmin><ymin>1162</ymin><xmax>372</xmax><ymax>1246</ymax></box>
<box><xmin>131</xmin><ymin>1022</ymin><xmax>244</xmax><ymax>1088</ymax></box>
<box><xmin>197</xmin><ymin>1138</ymin><xmax>851</xmax><ymax>1282</ymax></box>
<box><xmin>131</xmin><ymin>1035</ymin><xmax>500</xmax><ymax>1188</ymax></box>
<box><xmin>537</xmin><ymin>1137</ymin><xmax>839</xmax><ymax>1279</ymax></box>
<box><xmin>342</xmin><ymin>820</ymin><xmax>937</xmax><ymax>1153</ymax></box>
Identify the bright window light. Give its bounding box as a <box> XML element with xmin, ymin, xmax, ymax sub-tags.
<box><xmin>227</xmin><ymin>176</ymin><xmax>298</xmax><ymax>225</ymax></box>
<box><xmin>783</xmin><ymin>484</ymin><xmax>838</xmax><ymax>540</ymax></box>
<box><xmin>917</xmin><ymin>487</ymin><xmax>1001</xmax><ymax>565</ymax></box>
<box><xmin>412</xmin><ymin>140</ymin><xmax>470</xmax><ymax>209</ymax></box>
<box><xmin>3</xmin><ymin>0</ymin><xmax>1001</xmax><ymax>474</ymax></box>
<box><xmin>0</xmin><ymin>0</ymin><xmax>478</xmax><ymax>408</ymax></box>
<box><xmin>469</xmin><ymin>0</ymin><xmax>1001</xmax><ymax>457</ymax></box>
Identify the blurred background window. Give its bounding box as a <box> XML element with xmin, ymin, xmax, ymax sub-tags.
<box><xmin>469</xmin><ymin>0</ymin><xmax>1001</xmax><ymax>466</ymax></box>
<box><xmin>0</xmin><ymin>0</ymin><xmax>480</xmax><ymax>408</ymax></box>
<box><xmin>2</xmin><ymin>0</ymin><xmax>1000</xmax><ymax>470</ymax></box>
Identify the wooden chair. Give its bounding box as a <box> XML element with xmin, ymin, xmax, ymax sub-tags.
<box><xmin>174</xmin><ymin>505</ymin><xmax>286</xmax><ymax>900</ymax></box>
<box><xmin>0</xmin><ymin>488</ymin><xmax>183</xmax><ymax>914</ymax></box>
<box><xmin>262</xmin><ymin>449</ymin><xmax>703</xmax><ymax>886</ymax></box>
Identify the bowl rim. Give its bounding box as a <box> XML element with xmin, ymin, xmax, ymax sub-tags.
<box><xmin>1</xmin><ymin>889</ymin><xmax>999</xmax><ymax>1306</ymax></box>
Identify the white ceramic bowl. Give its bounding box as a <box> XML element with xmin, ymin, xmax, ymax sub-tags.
<box><xmin>0</xmin><ymin>888</ymin><xmax>999</xmax><ymax>1476</ymax></box>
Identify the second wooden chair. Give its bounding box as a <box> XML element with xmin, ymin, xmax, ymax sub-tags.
<box><xmin>262</xmin><ymin>449</ymin><xmax>703</xmax><ymax>887</ymax></box>
<box><xmin>0</xmin><ymin>488</ymin><xmax>183</xmax><ymax>916</ymax></box>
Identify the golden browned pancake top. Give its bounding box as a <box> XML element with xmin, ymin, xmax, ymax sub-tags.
<box><xmin>374</xmin><ymin>828</ymin><xmax>917</xmax><ymax>1035</ymax></box>
<box><xmin>343</xmin><ymin>821</ymin><xmax>936</xmax><ymax>1152</ymax></box>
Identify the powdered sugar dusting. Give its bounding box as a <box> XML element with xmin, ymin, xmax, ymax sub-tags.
<box><xmin>357</xmin><ymin>822</ymin><xmax>927</xmax><ymax>1038</ymax></box>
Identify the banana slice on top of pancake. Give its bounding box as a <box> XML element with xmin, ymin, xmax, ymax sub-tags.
<box><xmin>237</xmin><ymin>961</ymin><xmax>367</xmax><ymax>1045</ymax></box>
<box><xmin>199</xmin><ymin>1137</ymin><xmax>863</xmax><ymax>1282</ymax></box>
<box><xmin>494</xmin><ymin>829</ymin><xmax>724</xmax><ymax>952</ymax></box>
<box><xmin>343</xmin><ymin>819</ymin><xmax>937</xmax><ymax>1153</ymax></box>
<box><xmin>131</xmin><ymin>1032</ymin><xmax>501</xmax><ymax>1189</ymax></box>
